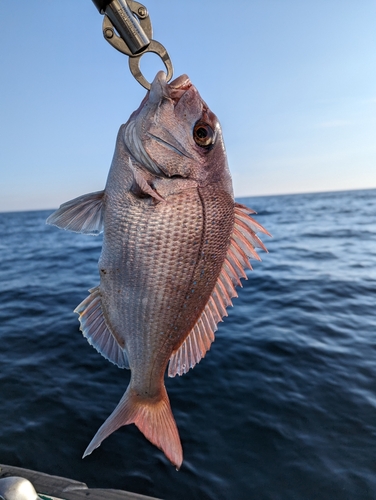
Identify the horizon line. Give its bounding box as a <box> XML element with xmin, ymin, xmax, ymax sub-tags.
<box><xmin>0</xmin><ymin>185</ymin><xmax>375</xmax><ymax>215</ymax></box>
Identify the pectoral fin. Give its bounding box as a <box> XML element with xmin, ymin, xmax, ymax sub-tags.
<box><xmin>132</xmin><ymin>168</ymin><xmax>165</xmax><ymax>202</ymax></box>
<box><xmin>168</xmin><ymin>203</ymin><xmax>270</xmax><ymax>377</ymax></box>
<box><xmin>46</xmin><ymin>191</ymin><xmax>104</xmax><ymax>235</ymax></box>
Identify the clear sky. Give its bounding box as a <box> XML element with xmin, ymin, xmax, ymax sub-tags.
<box><xmin>1</xmin><ymin>0</ymin><xmax>375</xmax><ymax>211</ymax></box>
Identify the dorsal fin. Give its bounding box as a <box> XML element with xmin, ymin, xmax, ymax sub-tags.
<box><xmin>168</xmin><ymin>202</ymin><xmax>270</xmax><ymax>377</ymax></box>
<box><xmin>74</xmin><ymin>287</ymin><xmax>129</xmax><ymax>369</ymax></box>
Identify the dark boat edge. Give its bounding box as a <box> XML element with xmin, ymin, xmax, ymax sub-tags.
<box><xmin>0</xmin><ymin>464</ymin><xmax>162</xmax><ymax>500</ymax></box>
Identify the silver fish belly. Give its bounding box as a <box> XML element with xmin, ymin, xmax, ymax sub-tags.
<box><xmin>47</xmin><ymin>71</ymin><xmax>269</xmax><ymax>468</ymax></box>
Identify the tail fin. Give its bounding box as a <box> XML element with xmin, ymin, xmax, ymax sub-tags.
<box><xmin>83</xmin><ymin>385</ymin><xmax>183</xmax><ymax>469</ymax></box>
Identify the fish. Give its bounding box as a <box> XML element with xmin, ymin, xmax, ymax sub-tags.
<box><xmin>46</xmin><ymin>71</ymin><xmax>270</xmax><ymax>469</ymax></box>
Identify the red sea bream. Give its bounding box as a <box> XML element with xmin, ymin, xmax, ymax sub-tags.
<box><xmin>47</xmin><ymin>71</ymin><xmax>270</xmax><ymax>469</ymax></box>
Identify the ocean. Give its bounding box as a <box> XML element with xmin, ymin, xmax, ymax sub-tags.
<box><xmin>0</xmin><ymin>188</ymin><xmax>375</xmax><ymax>500</ymax></box>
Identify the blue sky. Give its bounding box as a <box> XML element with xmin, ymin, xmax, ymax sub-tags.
<box><xmin>1</xmin><ymin>0</ymin><xmax>375</xmax><ymax>211</ymax></box>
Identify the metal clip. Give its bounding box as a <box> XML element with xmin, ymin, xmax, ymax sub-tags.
<box><xmin>101</xmin><ymin>0</ymin><xmax>173</xmax><ymax>89</ymax></box>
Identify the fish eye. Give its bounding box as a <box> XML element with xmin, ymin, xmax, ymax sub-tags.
<box><xmin>193</xmin><ymin>121</ymin><xmax>215</xmax><ymax>148</ymax></box>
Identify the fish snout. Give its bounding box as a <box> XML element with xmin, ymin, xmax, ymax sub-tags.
<box><xmin>149</xmin><ymin>72</ymin><xmax>193</xmax><ymax>105</ymax></box>
<box><xmin>169</xmin><ymin>74</ymin><xmax>191</xmax><ymax>90</ymax></box>
<box><xmin>149</xmin><ymin>71</ymin><xmax>168</xmax><ymax>104</ymax></box>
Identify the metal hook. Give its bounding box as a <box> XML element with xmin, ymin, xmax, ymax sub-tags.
<box><xmin>101</xmin><ymin>0</ymin><xmax>174</xmax><ymax>89</ymax></box>
<box><xmin>128</xmin><ymin>40</ymin><xmax>174</xmax><ymax>90</ymax></box>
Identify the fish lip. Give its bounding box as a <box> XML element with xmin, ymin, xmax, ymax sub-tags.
<box><xmin>149</xmin><ymin>71</ymin><xmax>193</xmax><ymax>103</ymax></box>
<box><xmin>148</xmin><ymin>71</ymin><xmax>168</xmax><ymax>104</ymax></box>
<box><xmin>169</xmin><ymin>74</ymin><xmax>192</xmax><ymax>90</ymax></box>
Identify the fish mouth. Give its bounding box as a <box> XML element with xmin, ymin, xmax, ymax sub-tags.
<box><xmin>149</xmin><ymin>71</ymin><xmax>192</xmax><ymax>104</ymax></box>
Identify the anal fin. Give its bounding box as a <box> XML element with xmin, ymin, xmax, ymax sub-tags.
<box><xmin>74</xmin><ymin>287</ymin><xmax>129</xmax><ymax>369</ymax></box>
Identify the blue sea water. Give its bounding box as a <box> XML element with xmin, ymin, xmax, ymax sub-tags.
<box><xmin>0</xmin><ymin>188</ymin><xmax>375</xmax><ymax>500</ymax></box>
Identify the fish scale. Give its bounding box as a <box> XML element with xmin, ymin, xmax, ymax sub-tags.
<box><xmin>101</xmin><ymin>188</ymin><xmax>228</xmax><ymax>374</ymax></box>
<box><xmin>46</xmin><ymin>71</ymin><xmax>269</xmax><ymax>468</ymax></box>
<box><xmin>107</xmin><ymin>196</ymin><xmax>202</xmax><ymax>360</ymax></box>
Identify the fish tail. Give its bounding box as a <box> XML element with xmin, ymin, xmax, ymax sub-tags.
<box><xmin>83</xmin><ymin>385</ymin><xmax>183</xmax><ymax>469</ymax></box>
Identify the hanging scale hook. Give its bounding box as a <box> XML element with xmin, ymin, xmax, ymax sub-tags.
<box><xmin>92</xmin><ymin>0</ymin><xmax>173</xmax><ymax>89</ymax></box>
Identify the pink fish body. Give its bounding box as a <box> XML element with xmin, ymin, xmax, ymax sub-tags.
<box><xmin>47</xmin><ymin>72</ymin><xmax>269</xmax><ymax>468</ymax></box>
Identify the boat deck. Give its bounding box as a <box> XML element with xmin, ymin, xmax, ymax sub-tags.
<box><xmin>0</xmin><ymin>464</ymin><xmax>161</xmax><ymax>500</ymax></box>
